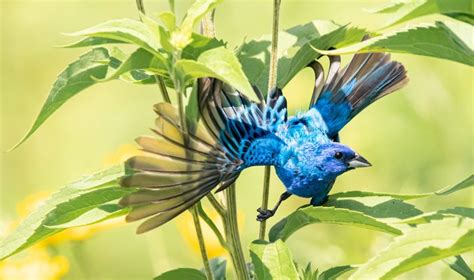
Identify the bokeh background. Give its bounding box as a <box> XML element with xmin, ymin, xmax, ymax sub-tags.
<box><xmin>1</xmin><ymin>0</ymin><xmax>473</xmax><ymax>279</ymax></box>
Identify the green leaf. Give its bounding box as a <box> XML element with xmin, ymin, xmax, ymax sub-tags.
<box><xmin>182</xmin><ymin>34</ymin><xmax>225</xmax><ymax>60</ymax></box>
<box><xmin>59</xmin><ymin>37</ymin><xmax>126</xmax><ymax>48</ymax></box>
<box><xmin>11</xmin><ymin>48</ymin><xmax>112</xmax><ymax>150</ymax></box>
<box><xmin>435</xmin><ymin>174</ymin><xmax>474</xmax><ymax>196</ymax></box>
<box><xmin>238</xmin><ymin>20</ymin><xmax>366</xmax><ymax>94</ymax></box>
<box><xmin>0</xmin><ymin>166</ymin><xmax>124</xmax><ymax>260</ymax></box>
<box><xmin>101</xmin><ymin>48</ymin><xmax>167</xmax><ymax>82</ymax></box>
<box><xmin>177</xmin><ymin>47</ymin><xmax>255</xmax><ymax>98</ymax></box>
<box><xmin>43</xmin><ymin>187</ymin><xmax>131</xmax><ymax>228</ymax></box>
<box><xmin>331</xmin><ymin>173</ymin><xmax>474</xmax><ymax>200</ymax></box>
<box><xmin>207</xmin><ymin>257</ymin><xmax>227</xmax><ymax>280</ymax></box>
<box><xmin>269</xmin><ymin>206</ymin><xmax>402</xmax><ymax>242</ymax></box>
<box><xmin>66</xmin><ymin>19</ymin><xmax>161</xmax><ymax>56</ymax></box>
<box><xmin>370</xmin><ymin>0</ymin><xmax>474</xmax><ymax>26</ymax></box>
<box><xmin>443</xmin><ymin>255</ymin><xmax>474</xmax><ymax>279</ymax></box>
<box><xmin>325</xmin><ymin>196</ymin><xmax>423</xmax><ymax>220</ymax></box>
<box><xmin>318</xmin><ymin>265</ymin><xmax>355</xmax><ymax>280</ymax></box>
<box><xmin>180</xmin><ymin>0</ymin><xmax>222</xmax><ymax>38</ymax></box>
<box><xmin>350</xmin><ymin>218</ymin><xmax>474</xmax><ymax>279</ymax></box>
<box><xmin>249</xmin><ymin>240</ymin><xmax>299</xmax><ymax>280</ymax></box>
<box><xmin>316</xmin><ymin>21</ymin><xmax>474</xmax><ymax>66</ymax></box>
<box><xmin>299</xmin><ymin>262</ymin><xmax>319</xmax><ymax>280</ymax></box>
<box><xmin>159</xmin><ymin>11</ymin><xmax>177</xmax><ymax>31</ymax></box>
<box><xmin>398</xmin><ymin>207</ymin><xmax>474</xmax><ymax>225</ymax></box>
<box><xmin>154</xmin><ymin>268</ymin><xmax>206</xmax><ymax>280</ymax></box>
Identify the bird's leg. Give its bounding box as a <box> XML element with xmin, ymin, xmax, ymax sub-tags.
<box><xmin>256</xmin><ymin>192</ymin><xmax>291</xmax><ymax>221</ymax></box>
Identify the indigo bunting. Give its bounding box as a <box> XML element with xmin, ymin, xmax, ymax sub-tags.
<box><xmin>120</xmin><ymin>52</ymin><xmax>408</xmax><ymax>233</ymax></box>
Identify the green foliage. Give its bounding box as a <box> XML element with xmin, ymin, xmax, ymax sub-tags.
<box><xmin>153</xmin><ymin>268</ymin><xmax>207</xmax><ymax>280</ymax></box>
<box><xmin>269</xmin><ymin>205</ymin><xmax>403</xmax><ymax>242</ymax></box>
<box><xmin>443</xmin><ymin>255</ymin><xmax>474</xmax><ymax>279</ymax></box>
<box><xmin>66</xmin><ymin>19</ymin><xmax>162</xmax><ymax>56</ymax></box>
<box><xmin>369</xmin><ymin>0</ymin><xmax>474</xmax><ymax>26</ymax></box>
<box><xmin>318</xmin><ymin>265</ymin><xmax>356</xmax><ymax>280</ymax></box>
<box><xmin>208</xmin><ymin>257</ymin><xmax>227</xmax><ymax>280</ymax></box>
<box><xmin>249</xmin><ymin>240</ymin><xmax>299</xmax><ymax>280</ymax></box>
<box><xmin>177</xmin><ymin>47</ymin><xmax>255</xmax><ymax>98</ymax></box>
<box><xmin>0</xmin><ymin>166</ymin><xmax>125</xmax><ymax>260</ymax></box>
<box><xmin>238</xmin><ymin>20</ymin><xmax>366</xmax><ymax>94</ymax></box>
<box><xmin>350</xmin><ymin>218</ymin><xmax>474</xmax><ymax>279</ymax></box>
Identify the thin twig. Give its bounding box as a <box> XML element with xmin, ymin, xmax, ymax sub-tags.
<box><xmin>259</xmin><ymin>0</ymin><xmax>281</xmax><ymax>241</ymax></box>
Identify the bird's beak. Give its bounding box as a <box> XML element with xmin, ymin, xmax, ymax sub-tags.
<box><xmin>348</xmin><ymin>154</ymin><xmax>372</xmax><ymax>168</ymax></box>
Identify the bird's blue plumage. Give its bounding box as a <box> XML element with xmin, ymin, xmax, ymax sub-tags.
<box><xmin>210</xmin><ymin>52</ymin><xmax>407</xmax><ymax>205</ymax></box>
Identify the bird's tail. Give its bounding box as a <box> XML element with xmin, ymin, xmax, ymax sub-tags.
<box><xmin>119</xmin><ymin>103</ymin><xmax>236</xmax><ymax>234</ymax></box>
<box><xmin>314</xmin><ymin>52</ymin><xmax>408</xmax><ymax>138</ymax></box>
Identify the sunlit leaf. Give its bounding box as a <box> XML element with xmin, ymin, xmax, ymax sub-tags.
<box><xmin>101</xmin><ymin>48</ymin><xmax>168</xmax><ymax>82</ymax></box>
<box><xmin>59</xmin><ymin>37</ymin><xmax>126</xmax><ymax>48</ymax></box>
<box><xmin>43</xmin><ymin>187</ymin><xmax>131</xmax><ymax>228</ymax></box>
<box><xmin>316</xmin><ymin>21</ymin><xmax>474</xmax><ymax>66</ymax></box>
<box><xmin>66</xmin><ymin>19</ymin><xmax>161</xmax><ymax>56</ymax></box>
<box><xmin>249</xmin><ymin>240</ymin><xmax>299</xmax><ymax>280</ymax></box>
<box><xmin>269</xmin><ymin>206</ymin><xmax>402</xmax><ymax>242</ymax></box>
<box><xmin>369</xmin><ymin>0</ymin><xmax>474</xmax><ymax>26</ymax></box>
<box><xmin>154</xmin><ymin>268</ymin><xmax>206</xmax><ymax>280</ymax></box>
<box><xmin>398</xmin><ymin>207</ymin><xmax>474</xmax><ymax>225</ymax></box>
<box><xmin>11</xmin><ymin>48</ymin><xmax>112</xmax><ymax>150</ymax></box>
<box><xmin>0</xmin><ymin>166</ymin><xmax>124</xmax><ymax>260</ymax></box>
<box><xmin>331</xmin><ymin>173</ymin><xmax>474</xmax><ymax>200</ymax></box>
<box><xmin>159</xmin><ymin>11</ymin><xmax>177</xmax><ymax>31</ymax></box>
<box><xmin>180</xmin><ymin>0</ymin><xmax>222</xmax><ymax>38</ymax></box>
<box><xmin>350</xmin><ymin>218</ymin><xmax>474</xmax><ymax>279</ymax></box>
<box><xmin>177</xmin><ymin>47</ymin><xmax>255</xmax><ymax>98</ymax></box>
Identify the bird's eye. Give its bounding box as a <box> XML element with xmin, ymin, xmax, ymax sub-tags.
<box><xmin>334</xmin><ymin>152</ymin><xmax>343</xmax><ymax>159</ymax></box>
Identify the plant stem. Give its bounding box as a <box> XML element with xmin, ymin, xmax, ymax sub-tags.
<box><xmin>135</xmin><ymin>0</ymin><xmax>171</xmax><ymax>103</ymax></box>
<box><xmin>197</xmin><ymin>202</ymin><xmax>228</xmax><ymax>250</ymax></box>
<box><xmin>224</xmin><ymin>184</ymin><xmax>250</xmax><ymax>280</ymax></box>
<box><xmin>259</xmin><ymin>0</ymin><xmax>281</xmax><ymax>241</ymax></box>
<box><xmin>191</xmin><ymin>206</ymin><xmax>214</xmax><ymax>280</ymax></box>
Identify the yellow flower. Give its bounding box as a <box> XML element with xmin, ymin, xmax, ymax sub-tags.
<box><xmin>103</xmin><ymin>143</ymin><xmax>146</xmax><ymax>166</ymax></box>
<box><xmin>0</xmin><ymin>247</ymin><xmax>69</xmax><ymax>280</ymax></box>
<box><xmin>176</xmin><ymin>207</ymin><xmax>245</xmax><ymax>258</ymax></box>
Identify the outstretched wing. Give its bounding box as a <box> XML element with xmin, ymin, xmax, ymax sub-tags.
<box><xmin>313</xmin><ymin>52</ymin><xmax>408</xmax><ymax>139</ymax></box>
<box><xmin>198</xmin><ymin>78</ymin><xmax>288</xmax><ymax>176</ymax></box>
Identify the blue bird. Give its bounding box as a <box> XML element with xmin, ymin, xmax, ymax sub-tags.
<box><xmin>120</xmin><ymin>52</ymin><xmax>408</xmax><ymax>233</ymax></box>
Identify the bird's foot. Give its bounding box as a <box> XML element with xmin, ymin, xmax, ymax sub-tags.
<box><xmin>256</xmin><ymin>208</ymin><xmax>274</xmax><ymax>222</ymax></box>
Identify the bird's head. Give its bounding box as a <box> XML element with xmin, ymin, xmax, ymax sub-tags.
<box><xmin>314</xmin><ymin>142</ymin><xmax>371</xmax><ymax>180</ymax></box>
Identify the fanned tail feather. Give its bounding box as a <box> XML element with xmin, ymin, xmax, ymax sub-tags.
<box><xmin>120</xmin><ymin>103</ymin><xmax>234</xmax><ymax>234</ymax></box>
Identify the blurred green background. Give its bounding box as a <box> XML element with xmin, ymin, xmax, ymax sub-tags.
<box><xmin>1</xmin><ymin>0</ymin><xmax>473</xmax><ymax>279</ymax></box>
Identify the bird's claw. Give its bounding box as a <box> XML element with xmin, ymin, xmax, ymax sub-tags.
<box><xmin>256</xmin><ymin>207</ymin><xmax>274</xmax><ymax>222</ymax></box>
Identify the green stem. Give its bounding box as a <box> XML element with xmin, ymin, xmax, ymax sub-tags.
<box><xmin>224</xmin><ymin>184</ymin><xmax>250</xmax><ymax>280</ymax></box>
<box><xmin>207</xmin><ymin>193</ymin><xmax>226</xmax><ymax>218</ymax></box>
<box><xmin>259</xmin><ymin>0</ymin><xmax>282</xmax><ymax>241</ymax></box>
<box><xmin>197</xmin><ymin>202</ymin><xmax>228</xmax><ymax>250</ymax></box>
<box><xmin>135</xmin><ymin>0</ymin><xmax>171</xmax><ymax>103</ymax></box>
<box><xmin>191</xmin><ymin>206</ymin><xmax>214</xmax><ymax>280</ymax></box>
